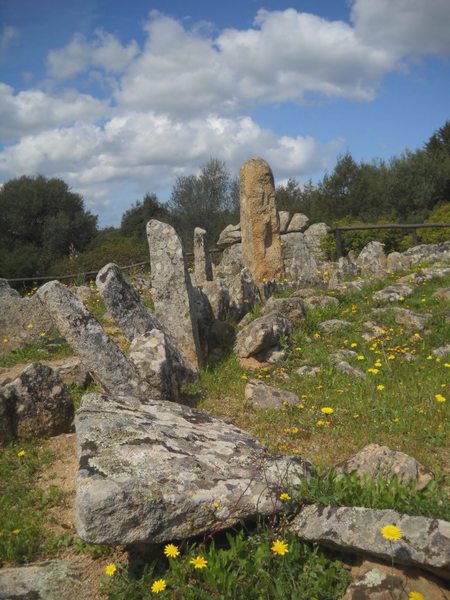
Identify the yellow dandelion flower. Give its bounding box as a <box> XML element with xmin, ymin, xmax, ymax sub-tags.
<box><xmin>151</xmin><ymin>579</ymin><xmax>167</xmax><ymax>594</ymax></box>
<box><xmin>368</xmin><ymin>368</ymin><xmax>379</xmax><ymax>374</ymax></box>
<box><xmin>12</xmin><ymin>528</ymin><xmax>21</xmax><ymax>535</ymax></box>
<box><xmin>381</xmin><ymin>524</ymin><xmax>402</xmax><ymax>540</ymax></box>
<box><xmin>376</xmin><ymin>384</ymin><xmax>385</xmax><ymax>391</ymax></box>
<box><xmin>426</xmin><ymin>355</ymin><xmax>433</xmax><ymax>361</ymax></box>
<box><xmin>26</xmin><ymin>323</ymin><xmax>33</xmax><ymax>329</ymax></box>
<box><xmin>297</xmin><ymin>403</ymin><xmax>304</xmax><ymax>409</ymax></box>
<box><xmin>435</xmin><ymin>394</ymin><xmax>446</xmax><ymax>403</ymax></box>
<box><xmin>104</xmin><ymin>564</ymin><xmax>117</xmax><ymax>576</ymax></box>
<box><xmin>17</xmin><ymin>450</ymin><xmax>26</xmax><ymax>457</ymax></box>
<box><xmin>2</xmin><ymin>337</ymin><xmax>9</xmax><ymax>343</ymax></box>
<box><xmin>213</xmin><ymin>500</ymin><xmax>220</xmax><ymax>509</ymax></box>
<box><xmin>357</xmin><ymin>355</ymin><xmax>365</xmax><ymax>361</ymax></box>
<box><xmin>320</xmin><ymin>407</ymin><xmax>334</xmax><ymax>414</ymax></box>
<box><xmin>164</xmin><ymin>543</ymin><xmax>180</xmax><ymax>558</ymax></box>
<box><xmin>240</xmin><ymin>375</ymin><xmax>248</xmax><ymax>380</ymax></box>
<box><xmin>271</xmin><ymin>539</ymin><xmax>289</xmax><ymax>555</ymax></box>
<box><xmin>444</xmin><ymin>363</ymin><xmax>450</xmax><ymax>368</ymax></box>
<box><xmin>279</xmin><ymin>492</ymin><xmax>291</xmax><ymax>501</ymax></box>
<box><xmin>350</xmin><ymin>342</ymin><xmax>358</xmax><ymax>348</ymax></box>
<box><xmin>295</xmin><ymin>346</ymin><xmax>302</xmax><ymax>351</ymax></box>
<box><xmin>387</xmin><ymin>354</ymin><xmax>395</xmax><ymax>360</ymax></box>
<box><xmin>409</xmin><ymin>592</ymin><xmax>425</xmax><ymax>600</ymax></box>
<box><xmin>190</xmin><ymin>555</ymin><xmax>208</xmax><ymax>569</ymax></box>
<box><xmin>316</xmin><ymin>419</ymin><xmax>328</xmax><ymax>426</ymax></box>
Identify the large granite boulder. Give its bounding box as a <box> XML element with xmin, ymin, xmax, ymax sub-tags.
<box><xmin>303</xmin><ymin>222</ymin><xmax>330</xmax><ymax>261</ymax></box>
<box><xmin>282</xmin><ymin>232</ymin><xmax>321</xmax><ymax>286</ymax></box>
<box><xmin>245</xmin><ymin>380</ymin><xmax>299</xmax><ymax>409</ymax></box>
<box><xmin>289</xmin><ymin>505</ymin><xmax>450</xmax><ymax>578</ymax></box>
<box><xmin>75</xmin><ymin>392</ymin><xmax>312</xmax><ymax>545</ymax></box>
<box><xmin>356</xmin><ymin>242</ymin><xmax>387</xmax><ymax>278</ymax></box>
<box><xmin>263</xmin><ymin>296</ymin><xmax>307</xmax><ymax>326</ymax></box>
<box><xmin>234</xmin><ymin>312</ymin><xmax>292</xmax><ymax>358</ymax></box>
<box><xmin>372</xmin><ymin>284</ymin><xmax>415</xmax><ymax>305</ymax></box>
<box><xmin>0</xmin><ymin>362</ymin><xmax>74</xmax><ymax>444</ymax></box>
<box><xmin>217</xmin><ymin>223</ymin><xmax>241</xmax><ymax>247</ymax></box>
<box><xmin>287</xmin><ymin>213</ymin><xmax>309</xmax><ymax>233</ymax></box>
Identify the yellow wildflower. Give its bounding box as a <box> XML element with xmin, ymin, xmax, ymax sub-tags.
<box><xmin>279</xmin><ymin>492</ymin><xmax>291</xmax><ymax>501</ymax></box>
<box><xmin>271</xmin><ymin>539</ymin><xmax>289</xmax><ymax>555</ymax></box>
<box><xmin>381</xmin><ymin>524</ymin><xmax>402</xmax><ymax>540</ymax></box>
<box><xmin>164</xmin><ymin>543</ymin><xmax>180</xmax><ymax>558</ymax></box>
<box><xmin>17</xmin><ymin>450</ymin><xmax>26</xmax><ymax>457</ymax></box>
<box><xmin>408</xmin><ymin>592</ymin><xmax>425</xmax><ymax>600</ymax></box>
<box><xmin>435</xmin><ymin>394</ymin><xmax>446</xmax><ymax>403</ymax></box>
<box><xmin>350</xmin><ymin>342</ymin><xmax>358</xmax><ymax>348</ymax></box>
<box><xmin>357</xmin><ymin>355</ymin><xmax>365</xmax><ymax>361</ymax></box>
<box><xmin>376</xmin><ymin>385</ymin><xmax>385</xmax><ymax>391</ymax></box>
<box><xmin>240</xmin><ymin>375</ymin><xmax>248</xmax><ymax>380</ymax></box>
<box><xmin>26</xmin><ymin>323</ymin><xmax>33</xmax><ymax>329</ymax></box>
<box><xmin>104</xmin><ymin>564</ymin><xmax>117</xmax><ymax>576</ymax></box>
<box><xmin>151</xmin><ymin>579</ymin><xmax>167</xmax><ymax>594</ymax></box>
<box><xmin>2</xmin><ymin>337</ymin><xmax>9</xmax><ymax>343</ymax></box>
<box><xmin>12</xmin><ymin>528</ymin><xmax>21</xmax><ymax>535</ymax></box>
<box><xmin>320</xmin><ymin>407</ymin><xmax>333</xmax><ymax>414</ymax></box>
<box><xmin>190</xmin><ymin>556</ymin><xmax>208</xmax><ymax>569</ymax></box>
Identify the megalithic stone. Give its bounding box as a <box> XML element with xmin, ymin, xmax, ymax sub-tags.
<box><xmin>96</xmin><ymin>263</ymin><xmax>159</xmax><ymax>342</ymax></box>
<box><xmin>193</xmin><ymin>227</ymin><xmax>213</xmax><ymax>286</ymax></box>
<box><xmin>147</xmin><ymin>220</ymin><xmax>203</xmax><ymax>368</ymax></box>
<box><xmin>36</xmin><ymin>281</ymin><xmax>151</xmax><ymax>400</ymax></box>
<box><xmin>240</xmin><ymin>158</ymin><xmax>284</xmax><ymax>284</ymax></box>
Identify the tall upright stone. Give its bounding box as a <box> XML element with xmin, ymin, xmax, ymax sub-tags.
<box><xmin>193</xmin><ymin>227</ymin><xmax>213</xmax><ymax>286</ymax></box>
<box><xmin>36</xmin><ymin>281</ymin><xmax>150</xmax><ymax>400</ymax></box>
<box><xmin>240</xmin><ymin>158</ymin><xmax>283</xmax><ymax>284</ymax></box>
<box><xmin>147</xmin><ymin>220</ymin><xmax>203</xmax><ymax>368</ymax></box>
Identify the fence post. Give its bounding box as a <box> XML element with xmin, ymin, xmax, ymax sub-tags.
<box><xmin>410</xmin><ymin>228</ymin><xmax>419</xmax><ymax>245</ymax></box>
<box><xmin>335</xmin><ymin>229</ymin><xmax>343</xmax><ymax>258</ymax></box>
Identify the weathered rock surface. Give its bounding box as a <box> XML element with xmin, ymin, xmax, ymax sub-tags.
<box><xmin>0</xmin><ymin>362</ymin><xmax>73</xmax><ymax>444</ymax></box>
<box><xmin>217</xmin><ymin>223</ymin><xmax>241</xmax><ymax>247</ymax></box>
<box><xmin>296</xmin><ymin>365</ymin><xmax>321</xmax><ymax>377</ymax></box>
<box><xmin>319</xmin><ymin>319</ymin><xmax>352</xmax><ymax>334</ymax></box>
<box><xmin>202</xmin><ymin>278</ymin><xmax>230</xmax><ymax>321</ymax></box>
<box><xmin>244</xmin><ymin>380</ymin><xmax>299</xmax><ymax>409</ymax></box>
<box><xmin>278</xmin><ymin>211</ymin><xmax>290</xmax><ymax>233</ymax></box>
<box><xmin>263</xmin><ymin>296</ymin><xmax>307</xmax><ymax>326</ymax></box>
<box><xmin>0</xmin><ymin>278</ymin><xmax>20</xmax><ymax>298</ymax></box>
<box><xmin>335</xmin><ymin>361</ymin><xmax>366</xmax><ymax>378</ymax></box>
<box><xmin>228</xmin><ymin>268</ymin><xmax>259</xmax><ymax>321</ymax></box>
<box><xmin>432</xmin><ymin>344</ymin><xmax>450</xmax><ymax>358</ymax></box>
<box><xmin>147</xmin><ymin>219</ymin><xmax>203</xmax><ymax>367</ymax></box>
<box><xmin>193</xmin><ymin>227</ymin><xmax>213</xmax><ymax>286</ymax></box>
<box><xmin>303</xmin><ymin>222</ymin><xmax>330</xmax><ymax>261</ymax></box>
<box><xmin>240</xmin><ymin>158</ymin><xmax>283</xmax><ymax>283</ymax></box>
<box><xmin>356</xmin><ymin>242</ymin><xmax>387</xmax><ymax>278</ymax></box>
<box><xmin>372</xmin><ymin>284</ymin><xmax>415</xmax><ymax>304</ymax></box>
<box><xmin>234</xmin><ymin>312</ymin><xmax>292</xmax><ymax>358</ymax></box>
<box><xmin>386</xmin><ymin>251</ymin><xmax>411</xmax><ymax>273</ymax></box>
<box><xmin>282</xmin><ymin>232</ymin><xmax>321</xmax><ymax>286</ymax></box>
<box><xmin>36</xmin><ymin>281</ymin><xmax>150</xmax><ymax>399</ymax></box>
<box><xmin>289</xmin><ymin>505</ymin><xmax>450</xmax><ymax>578</ymax></box>
<box><xmin>75</xmin><ymin>392</ymin><xmax>312</xmax><ymax>545</ymax></box>
<box><xmin>330</xmin><ymin>349</ymin><xmax>359</xmax><ymax>363</ymax></box>
<box><xmin>373</xmin><ymin>307</ymin><xmax>431</xmax><ymax>332</ymax></box>
<box><xmin>334</xmin><ymin>444</ymin><xmax>434</xmax><ymax>491</ymax></box>
<box><xmin>287</xmin><ymin>213</ymin><xmax>309</xmax><ymax>233</ymax></box>
<box><xmin>96</xmin><ymin>263</ymin><xmax>159</xmax><ymax>341</ymax></box>
<box><xmin>302</xmin><ymin>295</ymin><xmax>339</xmax><ymax>310</ymax></box>
<box><xmin>402</xmin><ymin>266</ymin><xmax>450</xmax><ymax>284</ymax></box>
<box><xmin>433</xmin><ymin>287</ymin><xmax>450</xmax><ymax>301</ymax></box>
<box><xmin>216</xmin><ymin>243</ymin><xmax>244</xmax><ymax>276</ymax></box>
<box><xmin>0</xmin><ymin>560</ymin><xmax>93</xmax><ymax>600</ymax></box>
<box><xmin>335</xmin><ymin>279</ymin><xmax>371</xmax><ymax>293</ymax></box>
<box><xmin>401</xmin><ymin>241</ymin><xmax>450</xmax><ymax>267</ymax></box>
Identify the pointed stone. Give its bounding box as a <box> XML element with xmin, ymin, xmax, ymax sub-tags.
<box><xmin>193</xmin><ymin>227</ymin><xmax>213</xmax><ymax>286</ymax></box>
<box><xmin>240</xmin><ymin>158</ymin><xmax>283</xmax><ymax>283</ymax></box>
<box><xmin>147</xmin><ymin>220</ymin><xmax>203</xmax><ymax>368</ymax></box>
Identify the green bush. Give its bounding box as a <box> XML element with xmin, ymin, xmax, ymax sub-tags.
<box><xmin>420</xmin><ymin>202</ymin><xmax>450</xmax><ymax>244</ymax></box>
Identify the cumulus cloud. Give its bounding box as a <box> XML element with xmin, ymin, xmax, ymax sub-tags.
<box><xmin>46</xmin><ymin>30</ymin><xmax>139</xmax><ymax>79</ymax></box>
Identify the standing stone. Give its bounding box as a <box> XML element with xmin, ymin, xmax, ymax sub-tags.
<box><xmin>193</xmin><ymin>227</ymin><xmax>213</xmax><ymax>286</ymax></box>
<box><xmin>278</xmin><ymin>211</ymin><xmax>290</xmax><ymax>233</ymax></box>
<box><xmin>147</xmin><ymin>220</ymin><xmax>203</xmax><ymax>368</ymax></box>
<box><xmin>36</xmin><ymin>281</ymin><xmax>150</xmax><ymax>399</ymax></box>
<box><xmin>240</xmin><ymin>158</ymin><xmax>283</xmax><ymax>283</ymax></box>
<box><xmin>356</xmin><ymin>241</ymin><xmax>388</xmax><ymax>278</ymax></box>
<box><xmin>303</xmin><ymin>222</ymin><xmax>330</xmax><ymax>262</ymax></box>
<box><xmin>282</xmin><ymin>232</ymin><xmax>321</xmax><ymax>286</ymax></box>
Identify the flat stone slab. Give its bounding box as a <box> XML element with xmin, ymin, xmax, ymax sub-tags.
<box><xmin>244</xmin><ymin>380</ymin><xmax>299</xmax><ymax>409</ymax></box>
<box><xmin>289</xmin><ymin>504</ymin><xmax>450</xmax><ymax>578</ymax></box>
<box><xmin>76</xmin><ymin>393</ymin><xmax>312</xmax><ymax>545</ymax></box>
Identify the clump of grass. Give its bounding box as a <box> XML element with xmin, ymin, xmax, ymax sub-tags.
<box><xmin>0</xmin><ymin>336</ymin><xmax>73</xmax><ymax>368</ymax></box>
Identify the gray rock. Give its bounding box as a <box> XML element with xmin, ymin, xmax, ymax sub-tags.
<box><xmin>433</xmin><ymin>287</ymin><xmax>450</xmax><ymax>301</ymax></box>
<box><xmin>0</xmin><ymin>362</ymin><xmax>74</xmax><ymax>444</ymax></box>
<box><xmin>432</xmin><ymin>344</ymin><xmax>450</xmax><ymax>358</ymax></box>
<box><xmin>234</xmin><ymin>312</ymin><xmax>292</xmax><ymax>358</ymax></box>
<box><xmin>0</xmin><ymin>560</ymin><xmax>93</xmax><ymax>600</ymax></box>
<box><xmin>202</xmin><ymin>278</ymin><xmax>230</xmax><ymax>321</ymax></box>
<box><xmin>334</xmin><ymin>444</ymin><xmax>434</xmax><ymax>490</ymax></box>
<box><xmin>263</xmin><ymin>296</ymin><xmax>307</xmax><ymax>326</ymax></box>
<box><xmin>360</xmin><ymin>321</ymin><xmax>389</xmax><ymax>341</ymax></box>
<box><xmin>147</xmin><ymin>220</ymin><xmax>203</xmax><ymax>368</ymax></box>
<box><xmin>356</xmin><ymin>242</ymin><xmax>388</xmax><ymax>278</ymax></box>
<box><xmin>228</xmin><ymin>268</ymin><xmax>259</xmax><ymax>321</ymax></box>
<box><xmin>335</xmin><ymin>360</ymin><xmax>366</xmax><ymax>378</ymax></box>
<box><xmin>96</xmin><ymin>263</ymin><xmax>159</xmax><ymax>341</ymax></box>
<box><xmin>303</xmin><ymin>222</ymin><xmax>330</xmax><ymax>262</ymax></box>
<box><xmin>54</xmin><ymin>358</ymin><xmax>92</xmax><ymax>388</ymax></box>
<box><xmin>289</xmin><ymin>504</ymin><xmax>450</xmax><ymax>577</ymax></box>
<box><xmin>256</xmin><ymin>345</ymin><xmax>286</xmax><ymax>364</ymax></box>
<box><xmin>36</xmin><ymin>281</ymin><xmax>150</xmax><ymax>400</ymax></box>
<box><xmin>217</xmin><ymin>223</ymin><xmax>241</xmax><ymax>247</ymax></box>
<box><xmin>372</xmin><ymin>284</ymin><xmax>415</xmax><ymax>305</ymax></box>
<box><xmin>302</xmin><ymin>295</ymin><xmax>339</xmax><ymax>310</ymax></box>
<box><xmin>287</xmin><ymin>213</ymin><xmax>309</xmax><ymax>232</ymax></box>
<box><xmin>335</xmin><ymin>279</ymin><xmax>371</xmax><ymax>293</ymax></box>
<box><xmin>282</xmin><ymin>232</ymin><xmax>322</xmax><ymax>286</ymax></box>
<box><xmin>245</xmin><ymin>380</ymin><xmax>299</xmax><ymax>408</ymax></box>
<box><xmin>401</xmin><ymin>267</ymin><xmax>450</xmax><ymax>284</ymax></box>
<box><xmin>373</xmin><ymin>307</ymin><xmax>431</xmax><ymax>332</ymax></box>
<box><xmin>338</xmin><ymin>252</ymin><xmax>361</xmax><ymax>277</ymax></box>
<box><xmin>401</xmin><ymin>241</ymin><xmax>450</xmax><ymax>267</ymax></box>
<box><xmin>216</xmin><ymin>243</ymin><xmax>244</xmax><ymax>276</ymax></box>
<box><xmin>386</xmin><ymin>251</ymin><xmax>411</xmax><ymax>273</ymax></box>
<box><xmin>72</xmin><ymin>285</ymin><xmax>94</xmax><ymax>304</ymax></box>
<box><xmin>193</xmin><ymin>227</ymin><xmax>213</xmax><ymax>286</ymax></box>
<box><xmin>291</xmin><ymin>288</ymin><xmax>316</xmax><ymax>298</ymax></box>
<box><xmin>75</xmin><ymin>392</ymin><xmax>312</xmax><ymax>545</ymax></box>
<box><xmin>0</xmin><ymin>278</ymin><xmax>20</xmax><ymax>298</ymax></box>
<box><xmin>330</xmin><ymin>349</ymin><xmax>358</xmax><ymax>363</ymax></box>
<box><xmin>240</xmin><ymin>158</ymin><xmax>283</xmax><ymax>283</ymax></box>
<box><xmin>318</xmin><ymin>319</ymin><xmax>352</xmax><ymax>334</ymax></box>
<box><xmin>278</xmin><ymin>211</ymin><xmax>290</xmax><ymax>233</ymax></box>
<box><xmin>296</xmin><ymin>365</ymin><xmax>321</xmax><ymax>377</ymax></box>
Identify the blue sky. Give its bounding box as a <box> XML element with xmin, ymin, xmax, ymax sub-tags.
<box><xmin>1</xmin><ymin>0</ymin><xmax>449</xmax><ymax>227</ymax></box>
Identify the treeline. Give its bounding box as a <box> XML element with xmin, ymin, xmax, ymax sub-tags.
<box><xmin>1</xmin><ymin>122</ymin><xmax>449</xmax><ymax>280</ymax></box>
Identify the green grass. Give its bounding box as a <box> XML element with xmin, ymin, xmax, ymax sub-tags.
<box><xmin>0</xmin><ymin>337</ymin><xmax>73</xmax><ymax>368</ymax></box>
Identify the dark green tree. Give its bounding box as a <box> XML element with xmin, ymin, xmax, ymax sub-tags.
<box><xmin>0</xmin><ymin>175</ymin><xmax>97</xmax><ymax>278</ymax></box>
<box><xmin>120</xmin><ymin>193</ymin><xmax>170</xmax><ymax>239</ymax></box>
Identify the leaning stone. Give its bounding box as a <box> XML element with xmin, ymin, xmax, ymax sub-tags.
<box><xmin>263</xmin><ymin>296</ymin><xmax>307</xmax><ymax>326</ymax></box>
<box><xmin>335</xmin><ymin>361</ymin><xmax>366</xmax><ymax>378</ymax></box>
<box><xmin>147</xmin><ymin>220</ymin><xmax>203</xmax><ymax>368</ymax></box>
<box><xmin>289</xmin><ymin>505</ymin><xmax>450</xmax><ymax>578</ymax></box>
<box><xmin>96</xmin><ymin>263</ymin><xmax>159</xmax><ymax>342</ymax></box>
<box><xmin>75</xmin><ymin>392</ymin><xmax>312</xmax><ymax>545</ymax></box>
<box><xmin>193</xmin><ymin>227</ymin><xmax>213</xmax><ymax>286</ymax></box>
<box><xmin>0</xmin><ymin>560</ymin><xmax>93</xmax><ymax>600</ymax></box>
<box><xmin>372</xmin><ymin>284</ymin><xmax>415</xmax><ymax>305</ymax></box>
<box><xmin>338</xmin><ymin>253</ymin><xmax>361</xmax><ymax>277</ymax></box>
<box><xmin>356</xmin><ymin>242</ymin><xmax>388</xmax><ymax>278</ymax></box>
<box><xmin>245</xmin><ymin>380</ymin><xmax>299</xmax><ymax>409</ymax></box>
<box><xmin>255</xmin><ymin>345</ymin><xmax>286</xmax><ymax>364</ymax></box>
<box><xmin>240</xmin><ymin>158</ymin><xmax>283</xmax><ymax>283</ymax></box>
<box><xmin>318</xmin><ymin>319</ymin><xmax>351</xmax><ymax>334</ymax></box>
<box><xmin>217</xmin><ymin>223</ymin><xmax>241</xmax><ymax>247</ymax></box>
<box><xmin>234</xmin><ymin>312</ymin><xmax>292</xmax><ymax>358</ymax></box>
<box><xmin>0</xmin><ymin>362</ymin><xmax>74</xmax><ymax>444</ymax></box>
<box><xmin>36</xmin><ymin>281</ymin><xmax>149</xmax><ymax>399</ymax></box>
<box><xmin>287</xmin><ymin>213</ymin><xmax>309</xmax><ymax>233</ymax></box>
<box><xmin>278</xmin><ymin>211</ymin><xmax>290</xmax><ymax>233</ymax></box>
<box><xmin>334</xmin><ymin>444</ymin><xmax>434</xmax><ymax>491</ymax></box>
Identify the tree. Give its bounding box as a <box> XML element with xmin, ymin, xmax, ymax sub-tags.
<box><xmin>169</xmin><ymin>158</ymin><xmax>238</xmax><ymax>247</ymax></box>
<box><xmin>0</xmin><ymin>175</ymin><xmax>97</xmax><ymax>278</ymax></box>
<box><xmin>120</xmin><ymin>193</ymin><xmax>170</xmax><ymax>239</ymax></box>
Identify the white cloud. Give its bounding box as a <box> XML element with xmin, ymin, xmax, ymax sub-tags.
<box><xmin>0</xmin><ymin>83</ymin><xmax>110</xmax><ymax>140</ymax></box>
<box><xmin>351</xmin><ymin>0</ymin><xmax>450</xmax><ymax>57</ymax></box>
<box><xmin>46</xmin><ymin>30</ymin><xmax>139</xmax><ymax>80</ymax></box>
